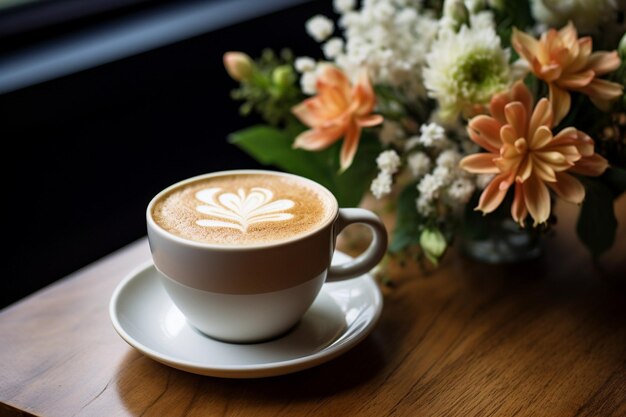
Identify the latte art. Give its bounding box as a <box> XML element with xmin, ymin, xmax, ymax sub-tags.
<box><xmin>195</xmin><ymin>187</ymin><xmax>295</xmax><ymax>233</ymax></box>
<box><xmin>151</xmin><ymin>173</ymin><xmax>335</xmax><ymax>245</ymax></box>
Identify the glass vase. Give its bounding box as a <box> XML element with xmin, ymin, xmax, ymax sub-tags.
<box><xmin>459</xmin><ymin>194</ymin><xmax>543</xmax><ymax>264</ymax></box>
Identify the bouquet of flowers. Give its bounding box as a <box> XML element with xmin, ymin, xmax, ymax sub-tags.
<box><xmin>224</xmin><ymin>0</ymin><xmax>626</xmax><ymax>267</ymax></box>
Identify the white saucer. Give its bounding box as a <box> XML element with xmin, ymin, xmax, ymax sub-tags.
<box><xmin>109</xmin><ymin>252</ymin><xmax>382</xmax><ymax>378</ymax></box>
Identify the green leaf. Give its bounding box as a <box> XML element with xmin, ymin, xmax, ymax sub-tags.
<box><xmin>229</xmin><ymin>125</ymin><xmax>381</xmax><ymax>206</ymax></box>
<box><xmin>577</xmin><ymin>178</ymin><xmax>618</xmax><ymax>257</ymax></box>
<box><xmin>389</xmin><ymin>182</ymin><xmax>422</xmax><ymax>253</ymax></box>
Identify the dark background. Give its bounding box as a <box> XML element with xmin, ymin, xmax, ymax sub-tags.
<box><xmin>1</xmin><ymin>0</ymin><xmax>333</xmax><ymax>308</ymax></box>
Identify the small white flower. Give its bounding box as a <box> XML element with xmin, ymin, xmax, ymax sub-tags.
<box><xmin>436</xmin><ymin>149</ymin><xmax>462</xmax><ymax>169</ymax></box>
<box><xmin>322</xmin><ymin>38</ymin><xmax>344</xmax><ymax>59</ymax></box>
<box><xmin>370</xmin><ymin>171</ymin><xmax>393</xmax><ymax>199</ymax></box>
<box><xmin>294</xmin><ymin>57</ymin><xmax>316</xmax><ymax>73</ymax></box>
<box><xmin>476</xmin><ymin>173</ymin><xmax>494</xmax><ymax>189</ymax></box>
<box><xmin>300</xmin><ymin>71</ymin><xmax>317</xmax><ymax>95</ymax></box>
<box><xmin>530</xmin><ymin>0</ymin><xmax>617</xmax><ymax>34</ymax></box>
<box><xmin>376</xmin><ymin>150</ymin><xmax>401</xmax><ymax>174</ymax></box>
<box><xmin>416</xmin><ymin>194</ymin><xmax>434</xmax><ymax>216</ymax></box>
<box><xmin>334</xmin><ymin>0</ymin><xmax>355</xmax><ymax>14</ymax></box>
<box><xmin>306</xmin><ymin>15</ymin><xmax>334</xmax><ymax>42</ymax></box>
<box><xmin>404</xmin><ymin>135</ymin><xmax>420</xmax><ymax>151</ymax></box>
<box><xmin>408</xmin><ymin>152</ymin><xmax>432</xmax><ymax>179</ymax></box>
<box><xmin>418</xmin><ymin>123</ymin><xmax>447</xmax><ymax>148</ymax></box>
<box><xmin>446</xmin><ymin>177</ymin><xmax>475</xmax><ymax>204</ymax></box>
<box><xmin>433</xmin><ymin>166</ymin><xmax>453</xmax><ymax>186</ymax></box>
<box><xmin>418</xmin><ymin>173</ymin><xmax>443</xmax><ymax>201</ymax></box>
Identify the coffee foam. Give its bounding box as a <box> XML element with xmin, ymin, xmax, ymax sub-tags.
<box><xmin>152</xmin><ymin>174</ymin><xmax>335</xmax><ymax>245</ymax></box>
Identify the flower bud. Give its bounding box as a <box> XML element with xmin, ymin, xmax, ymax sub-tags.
<box><xmin>223</xmin><ymin>52</ymin><xmax>253</xmax><ymax>82</ymax></box>
<box><xmin>443</xmin><ymin>0</ymin><xmax>468</xmax><ymax>26</ymax></box>
<box><xmin>619</xmin><ymin>32</ymin><xmax>626</xmax><ymax>59</ymax></box>
<box><xmin>420</xmin><ymin>227</ymin><xmax>447</xmax><ymax>265</ymax></box>
<box><xmin>272</xmin><ymin>65</ymin><xmax>295</xmax><ymax>88</ymax></box>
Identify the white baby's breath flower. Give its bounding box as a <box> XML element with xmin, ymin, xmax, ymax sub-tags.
<box><xmin>376</xmin><ymin>150</ymin><xmax>401</xmax><ymax>174</ymax></box>
<box><xmin>436</xmin><ymin>149</ymin><xmax>462</xmax><ymax>169</ymax></box>
<box><xmin>370</xmin><ymin>171</ymin><xmax>393</xmax><ymax>199</ymax></box>
<box><xmin>331</xmin><ymin>0</ymin><xmax>438</xmax><ymax>98</ymax></box>
<box><xmin>446</xmin><ymin>177</ymin><xmax>475</xmax><ymax>203</ymax></box>
<box><xmin>306</xmin><ymin>15</ymin><xmax>334</xmax><ymax>42</ymax></box>
<box><xmin>322</xmin><ymin>38</ymin><xmax>344</xmax><ymax>59</ymax></box>
<box><xmin>300</xmin><ymin>71</ymin><xmax>317</xmax><ymax>95</ymax></box>
<box><xmin>475</xmin><ymin>173</ymin><xmax>494</xmax><ymax>189</ymax></box>
<box><xmin>404</xmin><ymin>135</ymin><xmax>420</xmax><ymax>151</ymax></box>
<box><xmin>423</xmin><ymin>15</ymin><xmax>510</xmax><ymax>121</ymax></box>
<box><xmin>418</xmin><ymin>123</ymin><xmax>447</xmax><ymax>148</ymax></box>
<box><xmin>408</xmin><ymin>152</ymin><xmax>431</xmax><ymax>178</ymax></box>
<box><xmin>416</xmin><ymin>194</ymin><xmax>434</xmax><ymax>216</ymax></box>
<box><xmin>294</xmin><ymin>57</ymin><xmax>316</xmax><ymax>73</ymax></box>
<box><xmin>418</xmin><ymin>173</ymin><xmax>443</xmax><ymax>201</ymax></box>
<box><xmin>334</xmin><ymin>0</ymin><xmax>356</xmax><ymax>14</ymax></box>
<box><xmin>433</xmin><ymin>166</ymin><xmax>454</xmax><ymax>186</ymax></box>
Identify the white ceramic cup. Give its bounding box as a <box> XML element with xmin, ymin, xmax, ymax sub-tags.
<box><xmin>147</xmin><ymin>170</ymin><xmax>387</xmax><ymax>343</ymax></box>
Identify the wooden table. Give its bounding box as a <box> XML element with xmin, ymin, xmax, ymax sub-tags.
<box><xmin>1</xmin><ymin>198</ymin><xmax>625</xmax><ymax>417</ymax></box>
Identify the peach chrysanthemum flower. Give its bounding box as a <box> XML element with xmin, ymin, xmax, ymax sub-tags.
<box><xmin>460</xmin><ymin>81</ymin><xmax>608</xmax><ymax>226</ymax></box>
<box><xmin>512</xmin><ymin>22</ymin><xmax>623</xmax><ymax>125</ymax></box>
<box><xmin>291</xmin><ymin>66</ymin><xmax>383</xmax><ymax>171</ymax></box>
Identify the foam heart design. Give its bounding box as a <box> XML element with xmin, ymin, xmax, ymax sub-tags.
<box><xmin>195</xmin><ymin>187</ymin><xmax>295</xmax><ymax>233</ymax></box>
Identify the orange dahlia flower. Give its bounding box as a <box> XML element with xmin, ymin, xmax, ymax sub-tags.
<box><xmin>291</xmin><ymin>66</ymin><xmax>383</xmax><ymax>171</ymax></box>
<box><xmin>460</xmin><ymin>81</ymin><xmax>608</xmax><ymax>226</ymax></box>
<box><xmin>512</xmin><ymin>22</ymin><xmax>623</xmax><ymax>125</ymax></box>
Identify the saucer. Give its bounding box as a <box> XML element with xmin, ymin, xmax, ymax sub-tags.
<box><xmin>109</xmin><ymin>251</ymin><xmax>382</xmax><ymax>378</ymax></box>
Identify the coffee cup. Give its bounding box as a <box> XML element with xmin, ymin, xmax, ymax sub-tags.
<box><xmin>147</xmin><ymin>170</ymin><xmax>387</xmax><ymax>343</ymax></box>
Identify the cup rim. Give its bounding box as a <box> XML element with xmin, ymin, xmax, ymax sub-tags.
<box><xmin>147</xmin><ymin>169</ymin><xmax>339</xmax><ymax>251</ymax></box>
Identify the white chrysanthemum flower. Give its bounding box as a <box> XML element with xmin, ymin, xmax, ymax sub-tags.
<box><xmin>334</xmin><ymin>0</ymin><xmax>356</xmax><ymax>13</ymax></box>
<box><xmin>436</xmin><ymin>149</ymin><xmax>462</xmax><ymax>169</ymax></box>
<box><xmin>306</xmin><ymin>15</ymin><xmax>334</xmax><ymax>42</ymax></box>
<box><xmin>408</xmin><ymin>152</ymin><xmax>431</xmax><ymax>178</ymax></box>
<box><xmin>322</xmin><ymin>38</ymin><xmax>344</xmax><ymax>59</ymax></box>
<box><xmin>370</xmin><ymin>171</ymin><xmax>393</xmax><ymax>199</ymax></box>
<box><xmin>418</xmin><ymin>123</ymin><xmax>447</xmax><ymax>148</ymax></box>
<box><xmin>294</xmin><ymin>57</ymin><xmax>316</xmax><ymax>73</ymax></box>
<box><xmin>423</xmin><ymin>15</ymin><xmax>510</xmax><ymax>121</ymax></box>
<box><xmin>376</xmin><ymin>150</ymin><xmax>401</xmax><ymax>174</ymax></box>
<box><xmin>530</xmin><ymin>0</ymin><xmax>617</xmax><ymax>34</ymax></box>
<box><xmin>379</xmin><ymin>120</ymin><xmax>404</xmax><ymax>145</ymax></box>
<box><xmin>446</xmin><ymin>177</ymin><xmax>475</xmax><ymax>203</ymax></box>
<box><xmin>300</xmin><ymin>71</ymin><xmax>317</xmax><ymax>95</ymax></box>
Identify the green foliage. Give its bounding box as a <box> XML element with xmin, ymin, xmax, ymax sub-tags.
<box><xmin>493</xmin><ymin>1</ymin><xmax>534</xmax><ymax>51</ymax></box>
<box><xmin>229</xmin><ymin>49</ymin><xmax>303</xmax><ymax>126</ymax></box>
<box><xmin>577</xmin><ymin>176</ymin><xmax>619</xmax><ymax>257</ymax></box>
<box><xmin>389</xmin><ymin>182</ymin><xmax>422</xmax><ymax>253</ymax></box>
<box><xmin>229</xmin><ymin>125</ymin><xmax>381</xmax><ymax>207</ymax></box>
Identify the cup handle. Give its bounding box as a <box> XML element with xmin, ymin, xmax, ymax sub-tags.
<box><xmin>326</xmin><ymin>208</ymin><xmax>388</xmax><ymax>282</ymax></box>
